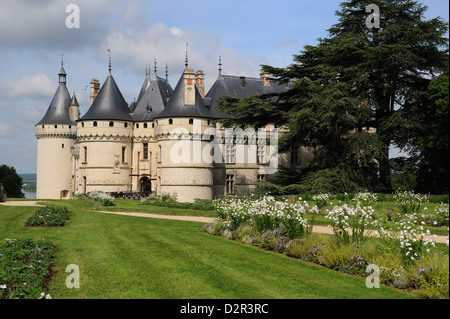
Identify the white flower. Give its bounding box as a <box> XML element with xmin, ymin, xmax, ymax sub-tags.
<box><xmin>0</xmin><ymin>284</ymin><xmax>7</xmax><ymax>289</ymax></box>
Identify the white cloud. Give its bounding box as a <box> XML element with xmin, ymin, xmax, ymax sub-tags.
<box><xmin>99</xmin><ymin>22</ymin><xmax>264</xmax><ymax>91</ymax></box>
<box><xmin>0</xmin><ymin>0</ymin><xmax>144</xmax><ymax>51</ymax></box>
<box><xmin>0</xmin><ymin>73</ymin><xmax>55</xmax><ymax>99</ymax></box>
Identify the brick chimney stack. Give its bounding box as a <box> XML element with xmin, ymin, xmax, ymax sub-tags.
<box><xmin>260</xmin><ymin>71</ymin><xmax>270</xmax><ymax>87</ymax></box>
<box><xmin>195</xmin><ymin>70</ymin><xmax>205</xmax><ymax>98</ymax></box>
<box><xmin>89</xmin><ymin>78</ymin><xmax>100</xmax><ymax>106</ymax></box>
<box><xmin>183</xmin><ymin>68</ymin><xmax>196</xmax><ymax>105</ymax></box>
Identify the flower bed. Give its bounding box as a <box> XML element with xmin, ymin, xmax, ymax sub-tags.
<box><xmin>25</xmin><ymin>205</ymin><xmax>71</xmax><ymax>227</ymax></box>
<box><xmin>140</xmin><ymin>193</ymin><xmax>215</xmax><ymax>211</ymax></box>
<box><xmin>205</xmin><ymin>194</ymin><xmax>449</xmax><ymax>298</ymax></box>
<box><xmin>0</xmin><ymin>238</ymin><xmax>54</xmax><ymax>299</ymax></box>
<box><xmin>76</xmin><ymin>191</ymin><xmax>116</xmax><ymax>206</ymax></box>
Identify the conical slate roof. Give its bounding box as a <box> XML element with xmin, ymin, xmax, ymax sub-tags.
<box><xmin>80</xmin><ymin>73</ymin><xmax>132</xmax><ymax>121</ymax></box>
<box><xmin>69</xmin><ymin>93</ymin><xmax>79</xmax><ymax>106</ymax></box>
<box><xmin>136</xmin><ymin>73</ymin><xmax>151</xmax><ymax>105</ymax></box>
<box><xmin>155</xmin><ymin>73</ymin><xmax>212</xmax><ymax>119</ymax></box>
<box><xmin>36</xmin><ymin>81</ymin><xmax>74</xmax><ymax>125</ymax></box>
<box><xmin>132</xmin><ymin>76</ymin><xmax>173</xmax><ymax>121</ymax></box>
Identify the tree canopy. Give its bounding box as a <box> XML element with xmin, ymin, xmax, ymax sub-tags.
<box><xmin>218</xmin><ymin>0</ymin><xmax>448</xmax><ymax>194</ymax></box>
<box><xmin>0</xmin><ymin>164</ymin><xmax>24</xmax><ymax>198</ymax></box>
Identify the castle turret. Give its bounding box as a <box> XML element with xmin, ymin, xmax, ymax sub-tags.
<box><xmin>76</xmin><ymin>57</ymin><xmax>133</xmax><ymax>194</ymax></box>
<box><xmin>35</xmin><ymin>63</ymin><xmax>77</xmax><ymax>199</ymax></box>
<box><xmin>154</xmin><ymin>67</ymin><xmax>214</xmax><ymax>202</ymax></box>
<box><xmin>69</xmin><ymin>92</ymin><xmax>80</xmax><ymax>121</ymax></box>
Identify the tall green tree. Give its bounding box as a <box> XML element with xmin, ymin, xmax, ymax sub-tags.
<box><xmin>218</xmin><ymin>0</ymin><xmax>448</xmax><ymax>192</ymax></box>
<box><xmin>413</xmin><ymin>68</ymin><xmax>449</xmax><ymax>194</ymax></box>
<box><xmin>0</xmin><ymin>164</ymin><xmax>24</xmax><ymax>198</ymax></box>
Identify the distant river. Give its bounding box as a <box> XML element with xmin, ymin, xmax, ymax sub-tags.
<box><xmin>23</xmin><ymin>190</ymin><xmax>36</xmax><ymax>199</ymax></box>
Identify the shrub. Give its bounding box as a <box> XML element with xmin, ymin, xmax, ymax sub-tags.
<box><xmin>434</xmin><ymin>203</ymin><xmax>449</xmax><ymax>227</ymax></box>
<box><xmin>285</xmin><ymin>234</ymin><xmax>327</xmax><ymax>263</ymax></box>
<box><xmin>213</xmin><ymin>196</ymin><xmax>318</xmax><ymax>238</ymax></box>
<box><xmin>141</xmin><ymin>195</ymin><xmax>215</xmax><ymax>210</ymax></box>
<box><xmin>376</xmin><ymin>212</ymin><xmax>435</xmax><ymax>264</ymax></box>
<box><xmin>25</xmin><ymin>205</ymin><xmax>70</xmax><ymax>227</ymax></box>
<box><xmin>406</xmin><ymin>254</ymin><xmax>449</xmax><ymax>299</ymax></box>
<box><xmin>353</xmin><ymin>191</ymin><xmax>378</xmax><ymax>204</ymax></box>
<box><xmin>324</xmin><ymin>202</ymin><xmax>376</xmax><ymax>244</ymax></box>
<box><xmin>85</xmin><ymin>191</ymin><xmax>116</xmax><ymax>206</ymax></box>
<box><xmin>311</xmin><ymin>193</ymin><xmax>330</xmax><ymax>209</ymax></box>
<box><xmin>394</xmin><ymin>190</ymin><xmax>429</xmax><ymax>215</ymax></box>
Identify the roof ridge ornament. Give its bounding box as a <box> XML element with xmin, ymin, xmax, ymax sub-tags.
<box><xmin>59</xmin><ymin>52</ymin><xmax>67</xmax><ymax>84</ymax></box>
<box><xmin>154</xmin><ymin>58</ymin><xmax>157</xmax><ymax>78</ymax></box>
<box><xmin>185</xmin><ymin>42</ymin><xmax>189</xmax><ymax>68</ymax></box>
<box><xmin>218</xmin><ymin>56</ymin><xmax>222</xmax><ymax>77</ymax></box>
<box><xmin>107</xmin><ymin>49</ymin><xmax>112</xmax><ymax>74</ymax></box>
<box><xmin>165</xmin><ymin>63</ymin><xmax>169</xmax><ymax>82</ymax></box>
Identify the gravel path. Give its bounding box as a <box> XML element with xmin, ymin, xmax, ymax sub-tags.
<box><xmin>1</xmin><ymin>201</ymin><xmax>447</xmax><ymax>244</ymax></box>
<box><xmin>0</xmin><ymin>200</ymin><xmax>44</xmax><ymax>207</ymax></box>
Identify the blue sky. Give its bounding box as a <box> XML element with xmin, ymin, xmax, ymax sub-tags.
<box><xmin>0</xmin><ymin>0</ymin><xmax>448</xmax><ymax>174</ymax></box>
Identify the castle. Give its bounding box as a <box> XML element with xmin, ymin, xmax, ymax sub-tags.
<box><xmin>35</xmin><ymin>56</ymin><xmax>314</xmax><ymax>202</ymax></box>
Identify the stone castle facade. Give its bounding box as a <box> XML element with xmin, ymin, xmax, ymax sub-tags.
<box><xmin>35</xmin><ymin>58</ymin><xmax>314</xmax><ymax>202</ymax></box>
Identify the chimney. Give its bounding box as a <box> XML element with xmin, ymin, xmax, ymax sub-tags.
<box><xmin>183</xmin><ymin>68</ymin><xmax>196</xmax><ymax>105</ymax></box>
<box><xmin>195</xmin><ymin>70</ymin><xmax>205</xmax><ymax>98</ymax></box>
<box><xmin>260</xmin><ymin>71</ymin><xmax>270</xmax><ymax>87</ymax></box>
<box><xmin>90</xmin><ymin>78</ymin><xmax>100</xmax><ymax>106</ymax></box>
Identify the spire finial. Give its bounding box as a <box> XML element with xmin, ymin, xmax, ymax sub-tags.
<box><xmin>154</xmin><ymin>58</ymin><xmax>157</xmax><ymax>77</ymax></box>
<box><xmin>107</xmin><ymin>49</ymin><xmax>111</xmax><ymax>74</ymax></box>
<box><xmin>218</xmin><ymin>56</ymin><xmax>222</xmax><ymax>77</ymax></box>
<box><xmin>185</xmin><ymin>42</ymin><xmax>189</xmax><ymax>68</ymax></box>
<box><xmin>165</xmin><ymin>63</ymin><xmax>168</xmax><ymax>81</ymax></box>
<box><xmin>58</xmin><ymin>53</ymin><xmax>67</xmax><ymax>84</ymax></box>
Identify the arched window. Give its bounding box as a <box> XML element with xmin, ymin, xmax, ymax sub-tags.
<box><xmin>136</xmin><ymin>123</ymin><xmax>139</xmax><ymax>128</ymax></box>
<box><xmin>144</xmin><ymin>123</ymin><xmax>148</xmax><ymax>129</ymax></box>
<box><xmin>169</xmin><ymin>119</ymin><xmax>173</xmax><ymax>125</ymax></box>
<box><xmin>124</xmin><ymin>122</ymin><xmax>128</xmax><ymax>128</ymax></box>
<box><xmin>93</xmin><ymin>121</ymin><xmax>98</xmax><ymax>127</ymax></box>
<box><xmin>81</xmin><ymin>122</ymin><xmax>84</xmax><ymax>127</ymax></box>
<box><xmin>109</xmin><ymin>121</ymin><xmax>114</xmax><ymax>127</ymax></box>
<box><xmin>189</xmin><ymin>118</ymin><xmax>193</xmax><ymax>125</ymax></box>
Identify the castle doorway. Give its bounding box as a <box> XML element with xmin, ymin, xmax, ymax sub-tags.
<box><xmin>140</xmin><ymin>177</ymin><xmax>151</xmax><ymax>194</ymax></box>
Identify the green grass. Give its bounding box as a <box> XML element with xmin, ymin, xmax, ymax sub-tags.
<box><xmin>0</xmin><ymin>203</ymin><xmax>412</xmax><ymax>299</ymax></box>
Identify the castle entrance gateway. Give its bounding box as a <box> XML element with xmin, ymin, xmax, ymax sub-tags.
<box><xmin>140</xmin><ymin>176</ymin><xmax>151</xmax><ymax>193</ymax></box>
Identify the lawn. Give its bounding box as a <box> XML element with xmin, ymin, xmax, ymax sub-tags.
<box><xmin>0</xmin><ymin>201</ymin><xmax>412</xmax><ymax>299</ymax></box>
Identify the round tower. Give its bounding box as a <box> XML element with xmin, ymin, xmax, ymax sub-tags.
<box><xmin>76</xmin><ymin>59</ymin><xmax>133</xmax><ymax>194</ymax></box>
<box><xmin>35</xmin><ymin>63</ymin><xmax>77</xmax><ymax>199</ymax></box>
<box><xmin>154</xmin><ymin>67</ymin><xmax>214</xmax><ymax>202</ymax></box>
